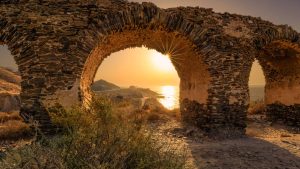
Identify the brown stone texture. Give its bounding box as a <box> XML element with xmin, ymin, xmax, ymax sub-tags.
<box><xmin>1</xmin><ymin>0</ymin><xmax>300</xmax><ymax>133</ymax></box>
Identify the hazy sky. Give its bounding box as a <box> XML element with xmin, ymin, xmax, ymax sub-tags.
<box><xmin>0</xmin><ymin>45</ymin><xmax>17</xmax><ymax>70</ymax></box>
<box><xmin>1</xmin><ymin>0</ymin><xmax>299</xmax><ymax>86</ymax></box>
<box><xmin>96</xmin><ymin>47</ymin><xmax>180</xmax><ymax>87</ymax></box>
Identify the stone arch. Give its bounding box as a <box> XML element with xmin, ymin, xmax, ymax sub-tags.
<box><xmin>1</xmin><ymin>0</ymin><xmax>299</xmax><ymax>133</ymax></box>
<box><xmin>0</xmin><ymin>15</ymin><xmax>56</xmax><ymax>132</ymax></box>
<box><xmin>75</xmin><ymin>4</ymin><xmax>261</xmax><ymax>133</ymax></box>
<box><xmin>248</xmin><ymin>59</ymin><xmax>266</xmax><ymax>101</ymax></box>
<box><xmin>0</xmin><ymin>18</ymin><xmax>28</xmax><ymax>113</ymax></box>
<box><xmin>255</xmin><ymin>40</ymin><xmax>300</xmax><ymax>125</ymax></box>
<box><xmin>219</xmin><ymin>19</ymin><xmax>300</xmax><ymax>128</ymax></box>
<box><xmin>80</xmin><ymin>21</ymin><xmax>212</xmax><ymax>128</ymax></box>
<box><xmin>257</xmin><ymin>41</ymin><xmax>300</xmax><ymax>104</ymax></box>
<box><xmin>239</xmin><ymin>22</ymin><xmax>300</xmax><ymax>125</ymax></box>
<box><xmin>73</xmin><ymin>4</ymin><xmax>232</xmax><ymax>132</ymax></box>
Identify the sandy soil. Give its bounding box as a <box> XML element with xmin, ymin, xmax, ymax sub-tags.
<box><xmin>152</xmin><ymin>115</ymin><xmax>300</xmax><ymax>169</ymax></box>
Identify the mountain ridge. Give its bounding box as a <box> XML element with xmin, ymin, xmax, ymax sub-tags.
<box><xmin>91</xmin><ymin>79</ymin><xmax>121</xmax><ymax>91</ymax></box>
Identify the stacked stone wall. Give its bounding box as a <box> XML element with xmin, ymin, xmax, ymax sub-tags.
<box><xmin>265</xmin><ymin>104</ymin><xmax>300</xmax><ymax>127</ymax></box>
<box><xmin>0</xmin><ymin>0</ymin><xmax>299</xmax><ymax>133</ymax></box>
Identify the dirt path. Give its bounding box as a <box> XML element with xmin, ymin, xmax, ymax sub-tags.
<box><xmin>153</xmin><ymin>115</ymin><xmax>300</xmax><ymax>169</ymax></box>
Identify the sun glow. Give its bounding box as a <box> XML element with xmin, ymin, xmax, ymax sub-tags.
<box><xmin>151</xmin><ymin>50</ymin><xmax>174</xmax><ymax>72</ymax></box>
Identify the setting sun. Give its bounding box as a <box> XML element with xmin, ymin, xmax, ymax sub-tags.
<box><xmin>151</xmin><ymin>50</ymin><xmax>174</xmax><ymax>72</ymax></box>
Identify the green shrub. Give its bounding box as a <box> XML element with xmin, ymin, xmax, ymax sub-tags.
<box><xmin>0</xmin><ymin>97</ymin><xmax>187</xmax><ymax>169</ymax></box>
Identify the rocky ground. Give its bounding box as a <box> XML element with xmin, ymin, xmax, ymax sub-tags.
<box><xmin>151</xmin><ymin>114</ymin><xmax>300</xmax><ymax>169</ymax></box>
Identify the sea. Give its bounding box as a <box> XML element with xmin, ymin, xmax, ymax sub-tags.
<box><xmin>150</xmin><ymin>85</ymin><xmax>265</xmax><ymax>110</ymax></box>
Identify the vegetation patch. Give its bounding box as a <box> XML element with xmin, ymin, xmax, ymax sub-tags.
<box><xmin>0</xmin><ymin>112</ymin><xmax>30</xmax><ymax>140</ymax></box>
<box><xmin>0</xmin><ymin>97</ymin><xmax>187</xmax><ymax>169</ymax></box>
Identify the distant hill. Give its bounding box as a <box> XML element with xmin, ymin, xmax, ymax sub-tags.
<box><xmin>91</xmin><ymin>79</ymin><xmax>120</xmax><ymax>91</ymax></box>
<box><xmin>0</xmin><ymin>67</ymin><xmax>21</xmax><ymax>112</ymax></box>
<box><xmin>0</xmin><ymin>67</ymin><xmax>20</xmax><ymax>84</ymax></box>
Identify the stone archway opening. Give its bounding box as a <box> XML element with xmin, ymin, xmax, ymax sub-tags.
<box><xmin>248</xmin><ymin>59</ymin><xmax>266</xmax><ymax>115</ymax></box>
<box><xmin>256</xmin><ymin>40</ymin><xmax>300</xmax><ymax>125</ymax></box>
<box><xmin>0</xmin><ymin>44</ymin><xmax>21</xmax><ymax>113</ymax></box>
<box><xmin>0</xmin><ymin>44</ymin><xmax>18</xmax><ymax>71</ymax></box>
<box><xmin>91</xmin><ymin>46</ymin><xmax>180</xmax><ymax>111</ymax></box>
<box><xmin>80</xmin><ymin>29</ymin><xmax>212</xmax><ymax>124</ymax></box>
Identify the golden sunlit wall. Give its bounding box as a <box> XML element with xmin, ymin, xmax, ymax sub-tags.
<box><xmin>94</xmin><ymin>47</ymin><xmax>180</xmax><ymax>87</ymax></box>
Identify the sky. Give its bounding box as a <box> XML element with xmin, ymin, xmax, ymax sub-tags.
<box><xmin>96</xmin><ymin>47</ymin><xmax>180</xmax><ymax>87</ymax></box>
<box><xmin>1</xmin><ymin>0</ymin><xmax>300</xmax><ymax>87</ymax></box>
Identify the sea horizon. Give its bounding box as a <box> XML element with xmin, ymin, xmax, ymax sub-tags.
<box><xmin>121</xmin><ymin>84</ymin><xmax>265</xmax><ymax>110</ymax></box>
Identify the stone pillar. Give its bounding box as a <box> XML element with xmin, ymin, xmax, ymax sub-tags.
<box><xmin>17</xmin><ymin>36</ymin><xmax>86</xmax><ymax>133</ymax></box>
<box><xmin>180</xmin><ymin>81</ymin><xmax>210</xmax><ymax>127</ymax></box>
<box><xmin>178</xmin><ymin>54</ymin><xmax>211</xmax><ymax>128</ymax></box>
<box><xmin>179</xmin><ymin>45</ymin><xmax>254</xmax><ymax>134</ymax></box>
<box><xmin>202</xmin><ymin>48</ymin><xmax>253</xmax><ymax>134</ymax></box>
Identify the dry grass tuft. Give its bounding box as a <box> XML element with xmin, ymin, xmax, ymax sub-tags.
<box><xmin>0</xmin><ymin>97</ymin><xmax>187</xmax><ymax>169</ymax></box>
<box><xmin>144</xmin><ymin>108</ymin><xmax>181</xmax><ymax>123</ymax></box>
<box><xmin>112</xmin><ymin>96</ymin><xmax>182</xmax><ymax>125</ymax></box>
<box><xmin>121</xmin><ymin>106</ymin><xmax>181</xmax><ymax>125</ymax></box>
<box><xmin>0</xmin><ymin>112</ymin><xmax>22</xmax><ymax>123</ymax></box>
<box><xmin>0</xmin><ymin>120</ymin><xmax>30</xmax><ymax>140</ymax></box>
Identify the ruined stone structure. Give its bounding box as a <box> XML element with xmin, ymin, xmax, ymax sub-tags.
<box><xmin>1</xmin><ymin>0</ymin><xmax>300</xmax><ymax>133</ymax></box>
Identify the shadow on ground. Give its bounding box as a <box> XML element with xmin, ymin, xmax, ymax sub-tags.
<box><xmin>188</xmin><ymin>134</ymin><xmax>300</xmax><ymax>169</ymax></box>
